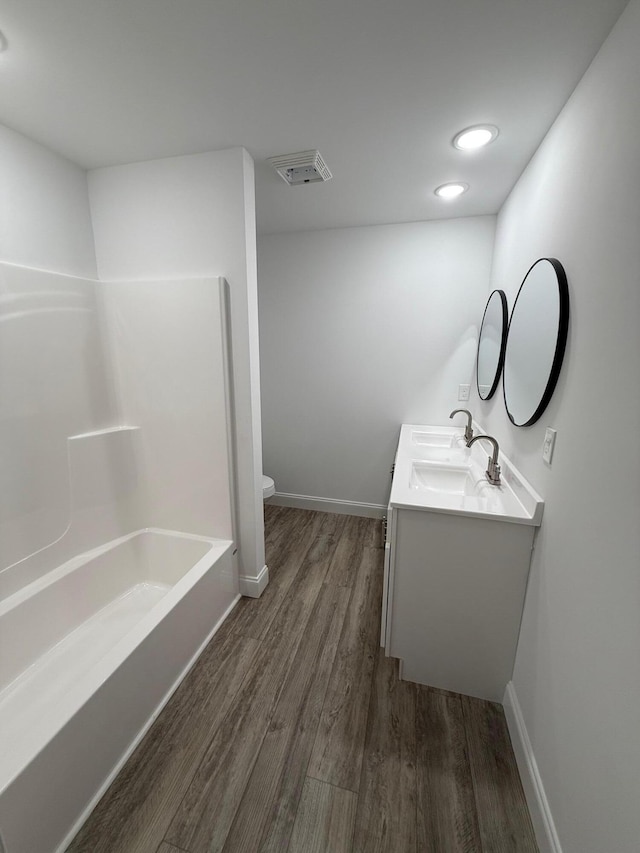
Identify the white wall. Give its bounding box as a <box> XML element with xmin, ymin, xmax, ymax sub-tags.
<box><xmin>258</xmin><ymin>217</ymin><xmax>495</xmax><ymax>509</ymax></box>
<box><xmin>88</xmin><ymin>149</ymin><xmax>265</xmax><ymax>582</ymax></box>
<box><xmin>479</xmin><ymin>2</ymin><xmax>640</xmax><ymax>850</ymax></box>
<box><xmin>0</xmin><ymin>123</ymin><xmax>96</xmax><ymax>277</ymax></box>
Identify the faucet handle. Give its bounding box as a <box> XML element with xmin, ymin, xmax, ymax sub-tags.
<box><xmin>487</xmin><ymin>459</ymin><xmax>501</xmax><ymax>485</ymax></box>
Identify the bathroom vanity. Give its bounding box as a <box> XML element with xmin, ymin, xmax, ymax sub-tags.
<box><xmin>381</xmin><ymin>424</ymin><xmax>543</xmax><ymax>702</ymax></box>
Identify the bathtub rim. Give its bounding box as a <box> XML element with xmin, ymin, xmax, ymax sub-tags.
<box><xmin>0</xmin><ymin>527</ymin><xmax>234</xmax><ymax>797</ymax></box>
<box><xmin>0</xmin><ymin>526</ymin><xmax>221</xmax><ymax>614</ymax></box>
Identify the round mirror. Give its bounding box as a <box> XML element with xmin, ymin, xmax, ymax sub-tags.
<box><xmin>476</xmin><ymin>289</ymin><xmax>508</xmax><ymax>400</ymax></box>
<box><xmin>503</xmin><ymin>258</ymin><xmax>569</xmax><ymax>427</ymax></box>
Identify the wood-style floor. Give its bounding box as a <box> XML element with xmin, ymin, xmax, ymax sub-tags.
<box><xmin>68</xmin><ymin>505</ymin><xmax>538</xmax><ymax>853</ymax></box>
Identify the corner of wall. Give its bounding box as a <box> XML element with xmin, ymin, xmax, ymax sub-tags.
<box><xmin>0</xmin><ymin>122</ymin><xmax>98</xmax><ymax>278</ymax></box>
<box><xmin>238</xmin><ymin>564</ymin><xmax>269</xmax><ymax>598</ymax></box>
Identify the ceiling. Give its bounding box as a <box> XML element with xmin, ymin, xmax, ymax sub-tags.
<box><xmin>0</xmin><ymin>0</ymin><xmax>628</xmax><ymax>234</ymax></box>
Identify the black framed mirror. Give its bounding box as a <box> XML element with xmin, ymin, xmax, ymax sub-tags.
<box><xmin>503</xmin><ymin>258</ymin><xmax>569</xmax><ymax>427</ymax></box>
<box><xmin>476</xmin><ymin>289</ymin><xmax>508</xmax><ymax>400</ymax></box>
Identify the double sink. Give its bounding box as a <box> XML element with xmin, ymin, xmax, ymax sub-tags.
<box><xmin>390</xmin><ymin>424</ymin><xmax>543</xmax><ymax>525</ymax></box>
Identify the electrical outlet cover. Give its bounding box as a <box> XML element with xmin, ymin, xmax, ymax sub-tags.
<box><xmin>542</xmin><ymin>427</ymin><xmax>557</xmax><ymax>465</ymax></box>
<box><xmin>458</xmin><ymin>384</ymin><xmax>470</xmax><ymax>401</ymax></box>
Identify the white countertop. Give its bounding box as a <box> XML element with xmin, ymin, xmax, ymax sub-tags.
<box><xmin>389</xmin><ymin>423</ymin><xmax>544</xmax><ymax>526</ymax></box>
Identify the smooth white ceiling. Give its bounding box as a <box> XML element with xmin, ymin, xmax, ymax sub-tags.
<box><xmin>0</xmin><ymin>0</ymin><xmax>628</xmax><ymax>234</ymax></box>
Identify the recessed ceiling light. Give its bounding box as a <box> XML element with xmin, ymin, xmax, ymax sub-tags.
<box><xmin>434</xmin><ymin>182</ymin><xmax>469</xmax><ymax>199</ymax></box>
<box><xmin>453</xmin><ymin>125</ymin><xmax>499</xmax><ymax>151</ymax></box>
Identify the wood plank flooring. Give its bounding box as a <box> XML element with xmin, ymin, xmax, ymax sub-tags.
<box><xmin>67</xmin><ymin>505</ymin><xmax>537</xmax><ymax>853</ymax></box>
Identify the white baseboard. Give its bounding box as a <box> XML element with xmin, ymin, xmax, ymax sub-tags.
<box><xmin>503</xmin><ymin>682</ymin><xmax>563</xmax><ymax>853</ymax></box>
<box><xmin>269</xmin><ymin>491</ymin><xmax>386</xmax><ymax>519</ymax></box>
<box><xmin>238</xmin><ymin>563</ymin><xmax>269</xmax><ymax>598</ymax></box>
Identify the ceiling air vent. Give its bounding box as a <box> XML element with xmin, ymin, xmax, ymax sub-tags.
<box><xmin>267</xmin><ymin>150</ymin><xmax>332</xmax><ymax>185</ymax></box>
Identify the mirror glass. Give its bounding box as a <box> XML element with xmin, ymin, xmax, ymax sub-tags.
<box><xmin>476</xmin><ymin>289</ymin><xmax>508</xmax><ymax>400</ymax></box>
<box><xmin>503</xmin><ymin>258</ymin><xmax>569</xmax><ymax>426</ymax></box>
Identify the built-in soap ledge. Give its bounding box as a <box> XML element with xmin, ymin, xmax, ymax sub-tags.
<box><xmin>68</xmin><ymin>425</ymin><xmax>140</xmax><ymax>441</ymax></box>
<box><xmin>0</xmin><ymin>426</ymin><xmax>145</xmax><ymax>602</ymax></box>
<box><xmin>67</xmin><ymin>426</ymin><xmax>143</xmax><ymax>513</ymax></box>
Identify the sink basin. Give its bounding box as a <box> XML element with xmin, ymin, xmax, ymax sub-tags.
<box><xmin>410</xmin><ymin>444</ymin><xmax>470</xmax><ymax>464</ymax></box>
<box><xmin>410</xmin><ymin>429</ymin><xmax>458</xmax><ymax>448</ymax></box>
<box><xmin>409</xmin><ymin>428</ymin><xmax>471</xmax><ymax>464</ymax></box>
<box><xmin>410</xmin><ymin>462</ymin><xmax>479</xmax><ymax>495</ymax></box>
<box><xmin>408</xmin><ymin>460</ymin><xmax>511</xmax><ymax>514</ymax></box>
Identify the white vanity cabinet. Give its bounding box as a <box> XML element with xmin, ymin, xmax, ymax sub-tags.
<box><xmin>381</xmin><ymin>424</ymin><xmax>543</xmax><ymax>703</ymax></box>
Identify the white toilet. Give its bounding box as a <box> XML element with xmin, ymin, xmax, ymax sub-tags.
<box><xmin>262</xmin><ymin>475</ymin><xmax>275</xmax><ymax>500</ymax></box>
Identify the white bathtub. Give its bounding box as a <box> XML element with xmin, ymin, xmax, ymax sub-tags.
<box><xmin>0</xmin><ymin>528</ymin><xmax>237</xmax><ymax>853</ymax></box>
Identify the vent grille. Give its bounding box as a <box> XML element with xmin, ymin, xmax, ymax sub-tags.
<box><xmin>267</xmin><ymin>150</ymin><xmax>332</xmax><ymax>185</ymax></box>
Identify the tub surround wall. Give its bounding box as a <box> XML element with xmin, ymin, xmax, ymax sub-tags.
<box><xmin>100</xmin><ymin>278</ymin><xmax>234</xmax><ymax>541</ymax></box>
<box><xmin>0</xmin><ymin>265</ymin><xmax>123</xmax><ymax>579</ymax></box>
<box><xmin>258</xmin><ymin>216</ymin><xmax>495</xmax><ymax>513</ymax></box>
<box><xmin>480</xmin><ymin>2</ymin><xmax>640</xmax><ymax>850</ymax></box>
<box><xmin>88</xmin><ymin>148</ymin><xmax>266</xmax><ymax>592</ymax></box>
<box><xmin>0</xmin><ymin>266</ymin><xmax>234</xmax><ymax>601</ymax></box>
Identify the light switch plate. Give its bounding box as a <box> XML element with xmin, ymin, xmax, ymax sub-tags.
<box><xmin>542</xmin><ymin>427</ymin><xmax>557</xmax><ymax>465</ymax></box>
<box><xmin>458</xmin><ymin>384</ymin><xmax>470</xmax><ymax>401</ymax></box>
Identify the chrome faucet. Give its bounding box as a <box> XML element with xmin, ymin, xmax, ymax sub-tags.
<box><xmin>468</xmin><ymin>434</ymin><xmax>501</xmax><ymax>485</ymax></box>
<box><xmin>449</xmin><ymin>408</ymin><xmax>474</xmax><ymax>445</ymax></box>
